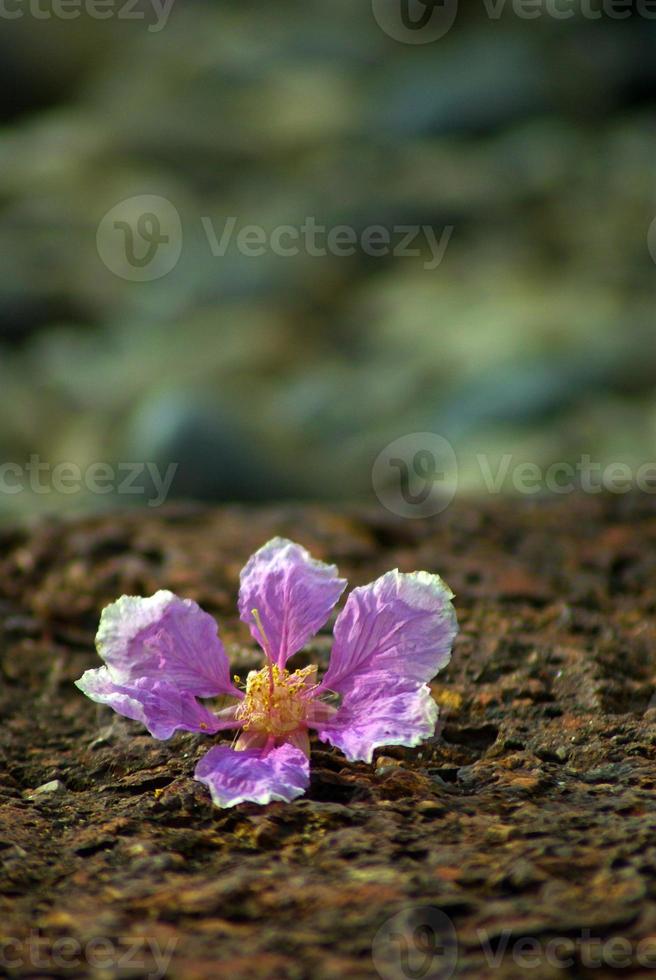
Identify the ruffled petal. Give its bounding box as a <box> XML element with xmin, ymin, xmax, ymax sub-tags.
<box><xmin>320</xmin><ymin>570</ymin><xmax>457</xmax><ymax>697</ymax></box>
<box><xmin>313</xmin><ymin>571</ymin><xmax>457</xmax><ymax>763</ymax></box>
<box><xmin>95</xmin><ymin>591</ymin><xmax>239</xmax><ymax>698</ymax></box>
<box><xmin>194</xmin><ymin>741</ymin><xmax>310</xmax><ymax>807</ymax></box>
<box><xmin>238</xmin><ymin>538</ymin><xmax>346</xmax><ymax>666</ymax></box>
<box><xmin>314</xmin><ymin>680</ymin><xmax>438</xmax><ymax>763</ymax></box>
<box><xmin>75</xmin><ymin>666</ymin><xmax>240</xmax><ymax>740</ymax></box>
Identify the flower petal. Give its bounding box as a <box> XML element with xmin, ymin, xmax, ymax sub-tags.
<box><xmin>194</xmin><ymin>742</ymin><xmax>310</xmax><ymax>806</ymax></box>
<box><xmin>320</xmin><ymin>570</ymin><xmax>457</xmax><ymax>697</ymax></box>
<box><xmin>75</xmin><ymin>666</ymin><xmax>240</xmax><ymax>740</ymax></box>
<box><xmin>95</xmin><ymin>591</ymin><xmax>239</xmax><ymax>698</ymax></box>
<box><xmin>314</xmin><ymin>681</ymin><xmax>438</xmax><ymax>763</ymax></box>
<box><xmin>238</xmin><ymin>538</ymin><xmax>346</xmax><ymax>666</ymax></box>
<box><xmin>313</xmin><ymin>571</ymin><xmax>457</xmax><ymax>762</ymax></box>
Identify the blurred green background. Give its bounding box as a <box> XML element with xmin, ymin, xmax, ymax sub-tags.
<box><xmin>1</xmin><ymin>0</ymin><xmax>655</xmax><ymax>517</ymax></box>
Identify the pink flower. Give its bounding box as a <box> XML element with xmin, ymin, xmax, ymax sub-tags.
<box><xmin>76</xmin><ymin>538</ymin><xmax>458</xmax><ymax>807</ymax></box>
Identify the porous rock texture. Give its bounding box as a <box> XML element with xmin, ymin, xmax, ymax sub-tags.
<box><xmin>2</xmin><ymin>496</ymin><xmax>656</xmax><ymax>978</ymax></box>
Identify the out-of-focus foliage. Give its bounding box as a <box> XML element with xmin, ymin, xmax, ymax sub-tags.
<box><xmin>1</xmin><ymin>1</ymin><xmax>655</xmax><ymax>515</ymax></box>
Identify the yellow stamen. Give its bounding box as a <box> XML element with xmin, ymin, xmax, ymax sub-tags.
<box><xmin>251</xmin><ymin>608</ymin><xmax>270</xmax><ymax>654</ymax></box>
<box><xmin>235</xmin><ymin>664</ymin><xmax>317</xmax><ymax>738</ymax></box>
<box><xmin>251</xmin><ymin>607</ymin><xmax>275</xmax><ymax>694</ymax></box>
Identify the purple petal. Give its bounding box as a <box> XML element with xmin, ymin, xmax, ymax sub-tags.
<box><xmin>75</xmin><ymin>666</ymin><xmax>240</xmax><ymax>740</ymax></box>
<box><xmin>320</xmin><ymin>570</ymin><xmax>457</xmax><ymax>698</ymax></box>
<box><xmin>95</xmin><ymin>591</ymin><xmax>239</xmax><ymax>698</ymax></box>
<box><xmin>195</xmin><ymin>742</ymin><xmax>310</xmax><ymax>806</ymax></box>
<box><xmin>238</xmin><ymin>538</ymin><xmax>346</xmax><ymax>666</ymax></box>
<box><xmin>313</xmin><ymin>571</ymin><xmax>457</xmax><ymax>763</ymax></box>
<box><xmin>314</xmin><ymin>680</ymin><xmax>438</xmax><ymax>763</ymax></box>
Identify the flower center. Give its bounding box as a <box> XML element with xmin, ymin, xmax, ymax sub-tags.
<box><xmin>236</xmin><ymin>664</ymin><xmax>317</xmax><ymax>737</ymax></box>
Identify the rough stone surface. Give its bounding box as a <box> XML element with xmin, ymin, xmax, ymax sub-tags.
<box><xmin>2</xmin><ymin>496</ymin><xmax>656</xmax><ymax>979</ymax></box>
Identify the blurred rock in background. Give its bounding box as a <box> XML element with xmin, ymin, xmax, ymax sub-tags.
<box><xmin>0</xmin><ymin>1</ymin><xmax>655</xmax><ymax>517</ymax></box>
